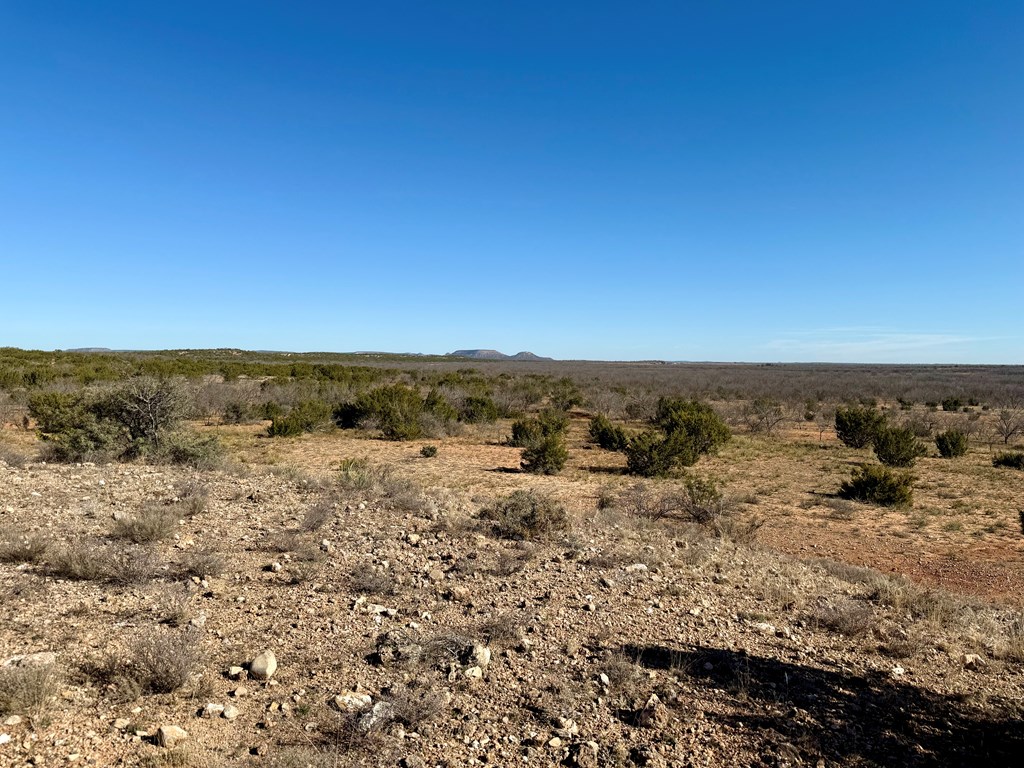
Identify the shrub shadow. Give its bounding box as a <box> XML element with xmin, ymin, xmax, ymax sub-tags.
<box><xmin>622</xmin><ymin>643</ymin><xmax>1023</xmax><ymax>767</ymax></box>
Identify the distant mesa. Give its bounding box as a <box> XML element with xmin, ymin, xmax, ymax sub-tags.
<box><xmin>449</xmin><ymin>349</ymin><xmax>553</xmax><ymax>361</ymax></box>
<box><xmin>65</xmin><ymin>347</ymin><xmax>113</xmax><ymax>353</ymax></box>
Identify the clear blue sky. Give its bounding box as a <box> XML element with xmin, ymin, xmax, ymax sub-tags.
<box><xmin>1</xmin><ymin>2</ymin><xmax>1021</xmax><ymax>362</ymax></box>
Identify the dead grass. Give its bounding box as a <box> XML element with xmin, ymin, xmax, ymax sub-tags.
<box><xmin>50</xmin><ymin>541</ymin><xmax>159</xmax><ymax>585</ymax></box>
<box><xmin>0</xmin><ymin>661</ymin><xmax>60</xmax><ymax>718</ymax></box>
<box><xmin>0</xmin><ymin>531</ymin><xmax>49</xmax><ymax>564</ymax></box>
<box><xmin>125</xmin><ymin>626</ymin><xmax>204</xmax><ymax>694</ymax></box>
<box><xmin>0</xmin><ymin>442</ymin><xmax>29</xmax><ymax>468</ymax></box>
<box><xmin>113</xmin><ymin>503</ymin><xmax>179</xmax><ymax>544</ymax></box>
<box><xmin>812</xmin><ymin>599</ymin><xmax>876</xmax><ymax>637</ymax></box>
<box><xmin>173</xmin><ymin>478</ymin><xmax>209</xmax><ymax>516</ymax></box>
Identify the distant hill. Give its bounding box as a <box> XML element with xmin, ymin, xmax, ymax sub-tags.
<box><xmin>449</xmin><ymin>349</ymin><xmax>553</xmax><ymax>361</ymax></box>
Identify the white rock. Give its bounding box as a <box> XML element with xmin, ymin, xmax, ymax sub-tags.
<box><xmin>155</xmin><ymin>725</ymin><xmax>189</xmax><ymax>748</ymax></box>
<box><xmin>2</xmin><ymin>716</ymin><xmax>21</xmax><ymax>727</ymax></box>
<box><xmin>624</xmin><ymin>563</ymin><xmax>648</xmax><ymax>573</ymax></box>
<box><xmin>0</xmin><ymin>734</ymin><xmax>10</xmax><ymax>746</ymax></box>
<box><xmin>962</xmin><ymin>653</ymin><xmax>985</xmax><ymax>671</ymax></box>
<box><xmin>227</xmin><ymin>666</ymin><xmax>245</xmax><ymax>680</ymax></box>
<box><xmin>333</xmin><ymin>691</ymin><xmax>373</xmax><ymax>712</ymax></box>
<box><xmin>464</xmin><ymin>666</ymin><xmax>483</xmax><ymax>679</ymax></box>
<box><xmin>222</xmin><ymin>704</ymin><xmax>239</xmax><ymax>720</ymax></box>
<box><xmin>249</xmin><ymin>650</ymin><xmax>277</xmax><ymax>680</ymax></box>
<box><xmin>112</xmin><ymin>719</ymin><xmax>131</xmax><ymax>730</ymax></box>
<box><xmin>201</xmin><ymin>703</ymin><xmax>224</xmax><ymax>718</ymax></box>
<box><xmin>2</xmin><ymin>652</ymin><xmax>56</xmax><ymax>668</ymax></box>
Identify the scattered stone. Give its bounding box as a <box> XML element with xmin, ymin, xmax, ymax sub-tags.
<box><xmin>222</xmin><ymin>704</ymin><xmax>240</xmax><ymax>720</ymax></box>
<box><xmin>333</xmin><ymin>691</ymin><xmax>373</xmax><ymax>712</ymax></box>
<box><xmin>2</xmin><ymin>652</ymin><xmax>57</xmax><ymax>668</ymax></box>
<box><xmin>112</xmin><ymin>719</ymin><xmax>131</xmax><ymax>731</ymax></box>
<box><xmin>891</xmin><ymin>665</ymin><xmax>906</xmax><ymax>678</ymax></box>
<box><xmin>227</xmin><ymin>666</ymin><xmax>246</xmax><ymax>680</ymax></box>
<box><xmin>358</xmin><ymin>701</ymin><xmax>395</xmax><ymax>732</ymax></box>
<box><xmin>250</xmin><ymin>650</ymin><xmax>277</xmax><ymax>680</ymax></box>
<box><xmin>599</xmin><ymin>673</ymin><xmax>610</xmax><ymax>686</ymax></box>
<box><xmin>568</xmin><ymin>742</ymin><xmax>599</xmax><ymax>767</ymax></box>
<box><xmin>0</xmin><ymin>734</ymin><xmax>9</xmax><ymax>746</ymax></box>
<box><xmin>2</xmin><ymin>716</ymin><xmax>21</xmax><ymax>727</ymax></box>
<box><xmin>202</xmin><ymin>703</ymin><xmax>225</xmax><ymax>719</ymax></box>
<box><xmin>232</xmin><ymin>686</ymin><xmax>249</xmax><ymax>698</ymax></box>
<box><xmin>637</xmin><ymin>693</ymin><xmax>669</xmax><ymax>729</ymax></box>
<box><xmin>464</xmin><ymin>666</ymin><xmax>483</xmax><ymax>680</ymax></box>
<box><xmin>753</xmin><ymin>622</ymin><xmax>776</xmax><ymax>635</ymax></box>
<box><xmin>624</xmin><ymin>563</ymin><xmax>648</xmax><ymax>573</ymax></box>
<box><xmin>269</xmin><ymin>562</ymin><xmax>283</xmax><ymax>573</ymax></box>
<box><xmin>375</xmin><ymin>630</ymin><xmax>422</xmax><ymax>665</ymax></box>
<box><xmin>548</xmin><ymin>736</ymin><xmax>563</xmax><ymax>748</ymax></box>
<box><xmin>406</xmin><ymin>533</ymin><xmax>421</xmax><ymax>546</ymax></box>
<box><xmin>155</xmin><ymin>725</ymin><xmax>189</xmax><ymax>748</ymax></box>
<box><xmin>962</xmin><ymin>653</ymin><xmax>986</xmax><ymax>671</ymax></box>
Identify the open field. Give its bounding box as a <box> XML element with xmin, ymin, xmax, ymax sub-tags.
<box><xmin>2</xmin><ymin>351</ymin><xmax>1024</xmax><ymax>766</ymax></box>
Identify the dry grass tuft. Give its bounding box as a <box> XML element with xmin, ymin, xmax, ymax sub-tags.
<box><xmin>0</xmin><ymin>443</ymin><xmax>30</xmax><ymax>468</ymax></box>
<box><xmin>126</xmin><ymin>626</ymin><xmax>204</xmax><ymax>694</ymax></box>
<box><xmin>113</xmin><ymin>503</ymin><xmax>179</xmax><ymax>543</ymax></box>
<box><xmin>174</xmin><ymin>479</ymin><xmax>209</xmax><ymax>516</ymax></box>
<box><xmin>813</xmin><ymin>599</ymin><xmax>876</xmax><ymax>637</ymax></box>
<box><xmin>301</xmin><ymin>497</ymin><xmax>335</xmax><ymax>532</ymax></box>
<box><xmin>0</xmin><ymin>531</ymin><xmax>49</xmax><ymax>564</ymax></box>
<box><xmin>50</xmin><ymin>542</ymin><xmax>159</xmax><ymax>585</ymax></box>
<box><xmin>0</xmin><ymin>661</ymin><xmax>60</xmax><ymax>718</ymax></box>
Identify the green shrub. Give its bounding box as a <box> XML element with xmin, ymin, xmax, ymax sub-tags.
<box><xmin>838</xmin><ymin>464</ymin><xmax>914</xmax><ymax>507</ymax></box>
<box><xmin>222</xmin><ymin>401</ymin><xmax>251</xmax><ymax>424</ymax></box>
<box><xmin>159</xmin><ymin>431</ymin><xmax>224</xmax><ymax>469</ymax></box>
<box><xmin>993</xmin><ymin>451</ymin><xmax>1024</xmax><ymax>470</ymax></box>
<box><xmin>267</xmin><ymin>399</ymin><xmax>333</xmax><ymax>437</ymax></box>
<box><xmin>941</xmin><ymin>397</ymin><xmax>963</xmax><ymax>412</ymax></box>
<box><xmin>28</xmin><ymin>391</ymin><xmax>123</xmax><ymax>462</ymax></box>
<box><xmin>589</xmin><ymin>414</ymin><xmax>628</xmax><ymax>451</ymax></box>
<box><xmin>424</xmin><ymin>389</ymin><xmax>459</xmax><ymax>424</ymax></box>
<box><xmin>479</xmin><ymin>490</ymin><xmax>568</xmax><ymax>540</ymax></box>
<box><xmin>520</xmin><ymin>433</ymin><xmax>568</xmax><ymax>475</ymax></box>
<box><xmin>352</xmin><ymin>384</ymin><xmax>425</xmax><ymax>440</ymax></box>
<box><xmin>509</xmin><ymin>409</ymin><xmax>568</xmax><ymax>448</ymax></box>
<box><xmin>459</xmin><ymin>395</ymin><xmax>499</xmax><ymax>424</ymax></box>
<box><xmin>872</xmin><ymin>425</ymin><xmax>927</xmax><ymax>467</ymax></box>
<box><xmin>623</xmin><ymin>430</ymin><xmax>686</xmax><ymax>478</ymax></box>
<box><xmin>834</xmin><ymin>405</ymin><xmax>886</xmax><ymax>449</ymax></box>
<box><xmin>654</xmin><ymin>398</ymin><xmax>731</xmax><ymax>458</ymax></box>
<box><xmin>935</xmin><ymin>430</ymin><xmax>968</xmax><ymax>458</ymax></box>
<box><xmin>420</xmin><ymin>445</ymin><xmax>438</xmax><ymax>458</ymax></box>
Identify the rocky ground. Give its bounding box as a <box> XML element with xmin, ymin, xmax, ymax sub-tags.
<box><xmin>2</xmin><ymin>457</ymin><xmax>1023</xmax><ymax>767</ymax></box>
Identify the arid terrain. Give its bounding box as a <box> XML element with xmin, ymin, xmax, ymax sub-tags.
<box><xmin>2</xmin><ymin>353</ymin><xmax>1024</xmax><ymax>767</ymax></box>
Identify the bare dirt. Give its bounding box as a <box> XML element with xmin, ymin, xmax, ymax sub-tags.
<box><xmin>2</xmin><ymin>419</ymin><xmax>1023</xmax><ymax>767</ymax></box>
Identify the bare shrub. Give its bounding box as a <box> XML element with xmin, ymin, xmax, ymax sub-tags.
<box><xmin>0</xmin><ymin>531</ymin><xmax>49</xmax><ymax>564</ymax></box>
<box><xmin>113</xmin><ymin>503</ymin><xmax>178</xmax><ymax>544</ymax></box>
<box><xmin>380</xmin><ymin>681</ymin><xmax>444</xmax><ymax>729</ymax></box>
<box><xmin>349</xmin><ymin>567</ymin><xmax>397</xmax><ymax>596</ymax></box>
<box><xmin>0</xmin><ymin>443</ymin><xmax>29</xmax><ymax>468</ymax></box>
<box><xmin>813</xmin><ymin>599</ymin><xmax>875</xmax><ymax>637</ymax></box>
<box><xmin>179</xmin><ymin>548</ymin><xmax>226</xmax><ymax>579</ymax></box>
<box><xmin>479</xmin><ymin>490</ymin><xmax>569</xmax><ymax>541</ymax></box>
<box><xmin>301</xmin><ymin>498</ymin><xmax>335</xmax><ymax>532</ymax></box>
<box><xmin>126</xmin><ymin>626</ymin><xmax>203</xmax><ymax>694</ymax></box>
<box><xmin>173</xmin><ymin>479</ymin><xmax>209</xmax><ymax>516</ymax></box>
<box><xmin>0</xmin><ymin>661</ymin><xmax>60</xmax><ymax>718</ymax></box>
<box><xmin>475</xmin><ymin>613</ymin><xmax>524</xmax><ymax>649</ymax></box>
<box><xmin>50</xmin><ymin>542</ymin><xmax>158</xmax><ymax>585</ymax></box>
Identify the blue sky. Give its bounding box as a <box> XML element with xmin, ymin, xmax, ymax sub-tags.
<box><xmin>1</xmin><ymin>2</ymin><xmax>1021</xmax><ymax>362</ymax></box>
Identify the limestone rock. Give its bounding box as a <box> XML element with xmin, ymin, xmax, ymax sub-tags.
<box><xmin>156</xmin><ymin>725</ymin><xmax>189</xmax><ymax>748</ymax></box>
<box><xmin>250</xmin><ymin>650</ymin><xmax>277</xmax><ymax>680</ymax></box>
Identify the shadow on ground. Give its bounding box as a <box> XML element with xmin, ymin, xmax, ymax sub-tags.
<box><xmin>622</xmin><ymin>643</ymin><xmax>1022</xmax><ymax>767</ymax></box>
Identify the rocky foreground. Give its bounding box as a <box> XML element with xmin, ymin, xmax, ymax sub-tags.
<box><xmin>1</xmin><ymin>458</ymin><xmax>1023</xmax><ymax>767</ymax></box>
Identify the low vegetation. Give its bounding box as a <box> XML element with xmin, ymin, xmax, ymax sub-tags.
<box><xmin>838</xmin><ymin>464</ymin><xmax>914</xmax><ymax>507</ymax></box>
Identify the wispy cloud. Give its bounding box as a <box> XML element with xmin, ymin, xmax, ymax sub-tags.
<box><xmin>763</xmin><ymin>328</ymin><xmax>986</xmax><ymax>362</ymax></box>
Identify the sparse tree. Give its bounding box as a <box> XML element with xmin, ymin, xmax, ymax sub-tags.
<box><xmin>743</xmin><ymin>398</ymin><xmax>788</xmax><ymax>436</ymax></box>
<box><xmin>995</xmin><ymin>408</ymin><xmax>1023</xmax><ymax>445</ymax></box>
